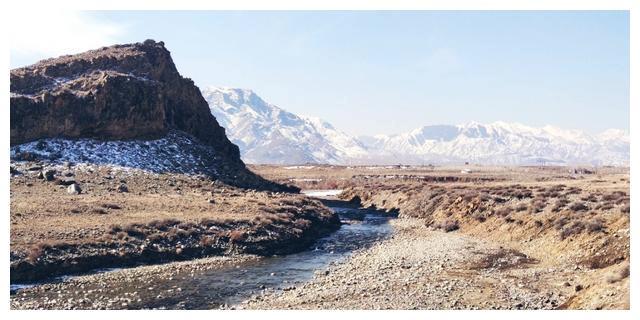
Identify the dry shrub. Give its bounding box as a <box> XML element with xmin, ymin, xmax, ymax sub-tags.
<box><xmin>620</xmin><ymin>205</ymin><xmax>630</xmax><ymax>214</ymax></box>
<box><xmin>101</xmin><ymin>203</ymin><xmax>122</xmax><ymax>210</ymax></box>
<box><xmin>597</xmin><ymin>203</ymin><xmax>614</xmax><ymax>211</ymax></box>
<box><xmin>123</xmin><ymin>224</ymin><xmax>146</xmax><ymax>238</ymax></box>
<box><xmin>560</xmin><ymin>221</ymin><xmax>585</xmax><ymax>239</ymax></box>
<box><xmin>201</xmin><ymin>218</ymin><xmax>220</xmax><ymax>227</ymax></box>
<box><xmin>147</xmin><ymin>233</ymin><xmax>163</xmax><ymax>242</ymax></box>
<box><xmin>90</xmin><ymin>208</ymin><xmax>108</xmax><ymax>215</ymax></box>
<box><xmin>554</xmin><ymin>216</ymin><xmax>571</xmax><ymax>230</ymax></box>
<box><xmin>472</xmin><ymin>211</ymin><xmax>487</xmax><ymax>222</ymax></box>
<box><xmin>229</xmin><ymin>230</ymin><xmax>247</xmax><ymax>242</ymax></box>
<box><xmin>514</xmin><ymin>203</ymin><xmax>528</xmax><ymax>212</ymax></box>
<box><xmin>26</xmin><ymin>243</ymin><xmax>51</xmax><ymax>263</ymax></box>
<box><xmin>200</xmin><ymin>235</ymin><xmax>217</xmax><ymax>247</ymax></box>
<box><xmin>530</xmin><ymin>200</ymin><xmax>546</xmax><ymax>213</ymax></box>
<box><xmin>569</xmin><ymin>202</ymin><xmax>589</xmax><ymax>212</ymax></box>
<box><xmin>148</xmin><ymin>218</ymin><xmax>181</xmax><ymax>230</ymax></box>
<box><xmin>581</xmin><ymin>194</ymin><xmax>599</xmax><ymax>202</ymax></box>
<box><xmin>586</xmin><ymin>219</ymin><xmax>605</xmax><ymax>233</ymax></box>
<box><xmin>606</xmin><ymin>263</ymin><xmax>630</xmax><ymax>283</ymax></box>
<box><xmin>551</xmin><ymin>198</ymin><xmax>570</xmax><ymax>212</ymax></box>
<box><xmin>494</xmin><ymin>207</ymin><xmax>511</xmax><ymax>217</ymax></box>
<box><xmin>293</xmin><ymin>219</ymin><xmax>312</xmax><ymax>229</ymax></box>
<box><xmin>438</xmin><ymin>220</ymin><xmax>459</xmax><ymax>232</ymax></box>
<box><xmin>602</xmin><ymin>191</ymin><xmax>626</xmax><ymax>202</ymax></box>
<box><xmin>564</xmin><ymin>187</ymin><xmax>582</xmax><ymax>195</ymax></box>
<box><xmin>108</xmin><ymin>224</ymin><xmax>123</xmax><ymax>234</ymax></box>
<box><xmin>462</xmin><ymin>192</ymin><xmax>477</xmax><ymax>202</ymax></box>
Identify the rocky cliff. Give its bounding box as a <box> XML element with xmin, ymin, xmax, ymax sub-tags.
<box><xmin>10</xmin><ymin>40</ymin><xmax>294</xmax><ymax>191</ymax></box>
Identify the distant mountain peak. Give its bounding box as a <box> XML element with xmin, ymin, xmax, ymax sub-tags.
<box><xmin>202</xmin><ymin>87</ymin><xmax>629</xmax><ymax>166</ymax></box>
<box><xmin>202</xmin><ymin>87</ymin><xmax>368</xmax><ymax>164</ymax></box>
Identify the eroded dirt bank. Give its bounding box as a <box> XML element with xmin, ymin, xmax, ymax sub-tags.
<box><xmin>330</xmin><ymin>170</ymin><xmax>630</xmax><ymax>309</ymax></box>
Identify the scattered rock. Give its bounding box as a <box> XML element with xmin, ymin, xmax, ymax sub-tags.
<box><xmin>67</xmin><ymin>184</ymin><xmax>82</xmax><ymax>195</ymax></box>
<box><xmin>117</xmin><ymin>184</ymin><xmax>129</xmax><ymax>193</ymax></box>
<box><xmin>57</xmin><ymin>178</ymin><xmax>77</xmax><ymax>186</ymax></box>
<box><xmin>40</xmin><ymin>169</ymin><xmax>56</xmax><ymax>181</ymax></box>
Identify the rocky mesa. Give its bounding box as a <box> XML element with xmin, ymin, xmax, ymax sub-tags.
<box><xmin>10</xmin><ymin>39</ymin><xmax>288</xmax><ymax>190</ymax></box>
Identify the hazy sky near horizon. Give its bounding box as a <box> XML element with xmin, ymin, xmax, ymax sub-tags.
<box><xmin>9</xmin><ymin>11</ymin><xmax>629</xmax><ymax>136</ymax></box>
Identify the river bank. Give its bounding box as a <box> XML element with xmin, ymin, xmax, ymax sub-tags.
<box><xmin>10</xmin><ymin>205</ymin><xmax>395</xmax><ymax>309</ymax></box>
<box><xmin>243</xmin><ymin>218</ymin><xmax>568</xmax><ymax>309</ymax></box>
<box><xmin>10</xmin><ymin>161</ymin><xmax>339</xmax><ymax>283</ymax></box>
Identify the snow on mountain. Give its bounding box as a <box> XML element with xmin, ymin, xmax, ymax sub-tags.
<box><xmin>202</xmin><ymin>87</ymin><xmax>628</xmax><ymax>166</ymax></box>
<box><xmin>359</xmin><ymin>122</ymin><xmax>629</xmax><ymax>166</ymax></box>
<box><xmin>201</xmin><ymin>87</ymin><xmax>368</xmax><ymax>164</ymax></box>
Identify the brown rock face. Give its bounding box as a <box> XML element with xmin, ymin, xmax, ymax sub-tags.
<box><xmin>10</xmin><ymin>39</ymin><xmax>239</xmax><ymax>163</ymax></box>
<box><xmin>10</xmin><ymin>40</ymin><xmax>297</xmax><ymax>191</ymax></box>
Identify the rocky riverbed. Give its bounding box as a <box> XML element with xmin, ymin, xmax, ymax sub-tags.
<box><xmin>241</xmin><ymin>218</ymin><xmax>624</xmax><ymax>309</ymax></box>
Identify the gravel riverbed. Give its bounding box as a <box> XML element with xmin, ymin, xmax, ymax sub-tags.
<box><xmin>241</xmin><ymin>218</ymin><xmax>573</xmax><ymax>310</ymax></box>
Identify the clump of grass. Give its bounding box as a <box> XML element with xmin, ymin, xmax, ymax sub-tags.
<box><xmin>293</xmin><ymin>218</ymin><xmax>312</xmax><ymax>229</ymax></box>
<box><xmin>494</xmin><ymin>207</ymin><xmax>511</xmax><ymax>217</ymax></box>
<box><xmin>472</xmin><ymin>211</ymin><xmax>487</xmax><ymax>222</ymax></box>
<box><xmin>551</xmin><ymin>198</ymin><xmax>570</xmax><ymax>212</ymax></box>
<box><xmin>229</xmin><ymin>230</ymin><xmax>248</xmax><ymax>242</ymax></box>
<box><xmin>122</xmin><ymin>223</ymin><xmax>146</xmax><ymax>238</ymax></box>
<box><xmin>437</xmin><ymin>220</ymin><xmax>459</xmax><ymax>232</ymax></box>
<box><xmin>108</xmin><ymin>224</ymin><xmax>123</xmax><ymax>234</ymax></box>
<box><xmin>200</xmin><ymin>235</ymin><xmax>217</xmax><ymax>247</ymax></box>
<box><xmin>90</xmin><ymin>208</ymin><xmax>108</xmax><ymax>215</ymax></box>
<box><xmin>529</xmin><ymin>199</ymin><xmax>547</xmax><ymax>213</ymax></box>
<box><xmin>26</xmin><ymin>243</ymin><xmax>51</xmax><ymax>264</ymax></box>
<box><xmin>586</xmin><ymin>219</ymin><xmax>605</xmax><ymax>233</ymax></box>
<box><xmin>569</xmin><ymin>202</ymin><xmax>589</xmax><ymax>212</ymax></box>
<box><xmin>148</xmin><ymin>218</ymin><xmax>181</xmax><ymax>231</ymax></box>
<box><xmin>101</xmin><ymin>203</ymin><xmax>122</xmax><ymax>210</ymax></box>
<box><xmin>559</xmin><ymin>221</ymin><xmax>585</xmax><ymax>239</ymax></box>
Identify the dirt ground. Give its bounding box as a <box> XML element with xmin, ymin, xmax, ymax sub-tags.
<box><xmin>10</xmin><ymin>161</ymin><xmax>338</xmax><ymax>283</ymax></box>
<box><xmin>11</xmin><ymin>162</ymin><xmax>303</xmax><ymax>250</ymax></box>
<box><xmin>10</xmin><ymin>163</ymin><xmax>630</xmax><ymax>309</ymax></box>
<box><xmin>250</xmin><ymin>164</ymin><xmax>630</xmax><ymax>309</ymax></box>
<box><xmin>243</xmin><ymin>218</ymin><xmax>627</xmax><ymax>309</ymax></box>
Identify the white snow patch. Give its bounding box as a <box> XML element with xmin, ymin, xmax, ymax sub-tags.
<box><xmin>302</xmin><ymin>189</ymin><xmax>343</xmax><ymax>197</ymax></box>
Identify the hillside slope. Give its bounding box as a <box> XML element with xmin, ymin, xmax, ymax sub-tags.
<box><xmin>202</xmin><ymin>87</ymin><xmax>368</xmax><ymax>164</ymax></box>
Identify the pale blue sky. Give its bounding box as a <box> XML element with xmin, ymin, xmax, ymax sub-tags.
<box><xmin>10</xmin><ymin>11</ymin><xmax>629</xmax><ymax>136</ymax></box>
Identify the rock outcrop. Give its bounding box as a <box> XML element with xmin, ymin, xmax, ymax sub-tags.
<box><xmin>10</xmin><ymin>40</ymin><xmax>295</xmax><ymax>191</ymax></box>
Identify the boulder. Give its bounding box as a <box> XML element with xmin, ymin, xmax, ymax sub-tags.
<box><xmin>67</xmin><ymin>184</ymin><xmax>82</xmax><ymax>195</ymax></box>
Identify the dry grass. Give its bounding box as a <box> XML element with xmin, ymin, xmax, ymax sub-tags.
<box><xmin>9</xmin><ymin>162</ymin><xmax>330</xmax><ymax>252</ymax></box>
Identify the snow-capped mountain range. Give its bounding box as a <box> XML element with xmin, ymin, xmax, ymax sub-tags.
<box><xmin>202</xmin><ymin>87</ymin><xmax>629</xmax><ymax>166</ymax></box>
<box><xmin>201</xmin><ymin>87</ymin><xmax>368</xmax><ymax>164</ymax></box>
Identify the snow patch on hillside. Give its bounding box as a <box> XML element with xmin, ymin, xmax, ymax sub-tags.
<box><xmin>10</xmin><ymin>131</ymin><xmax>223</xmax><ymax>175</ymax></box>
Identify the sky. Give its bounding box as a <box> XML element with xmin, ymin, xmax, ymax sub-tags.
<box><xmin>9</xmin><ymin>11</ymin><xmax>629</xmax><ymax>136</ymax></box>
